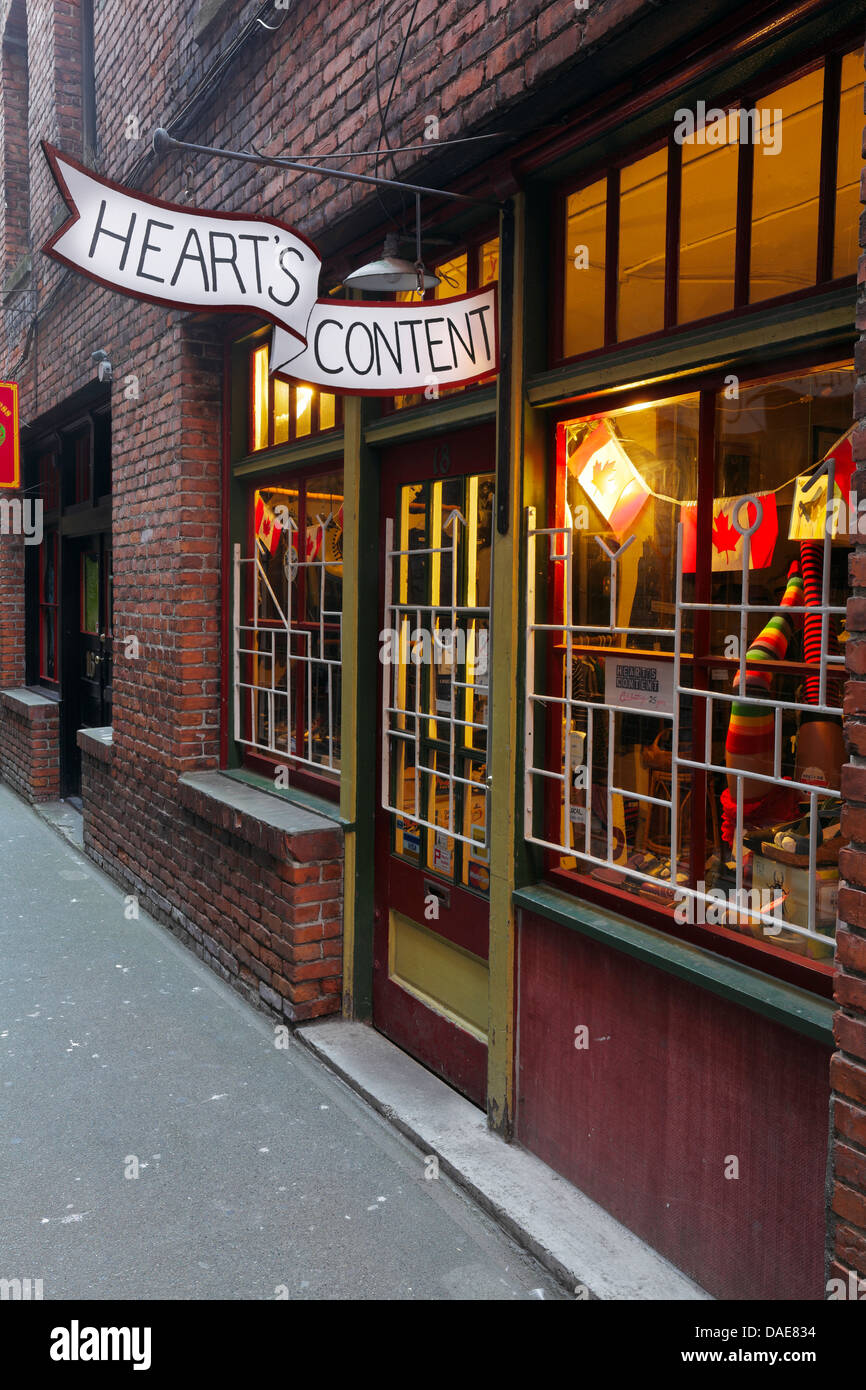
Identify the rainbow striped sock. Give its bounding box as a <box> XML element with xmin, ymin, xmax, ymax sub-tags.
<box><xmin>725</xmin><ymin>565</ymin><xmax>803</xmax><ymax>760</ymax></box>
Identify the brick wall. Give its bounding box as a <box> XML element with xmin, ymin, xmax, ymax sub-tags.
<box><xmin>0</xmin><ymin>688</ymin><xmax>59</xmax><ymax>800</ymax></box>
<box><xmin>1</xmin><ymin>0</ymin><xmax>28</xmax><ymax>278</ymax></box>
<box><xmin>833</xmin><ymin>37</ymin><xmax>866</xmax><ymax>1300</ymax></box>
<box><xmin>80</xmin><ymin>734</ymin><xmax>343</xmax><ymax>1022</ymax></box>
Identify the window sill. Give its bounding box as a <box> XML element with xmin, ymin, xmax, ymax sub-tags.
<box><xmin>529</xmin><ymin>285</ymin><xmax>854</xmax><ymax>408</ymax></box>
<box><xmin>221</xmin><ymin>766</ymin><xmax>348</xmax><ymax>827</ymax></box>
<box><xmin>177</xmin><ymin>770</ymin><xmax>344</xmax><ymax>861</ymax></box>
<box><xmin>513</xmin><ymin>882</ymin><xmax>835</xmax><ymax>1046</ymax></box>
<box><xmin>233</xmin><ymin>430</ymin><xmax>345</xmax><ymax>478</ymax></box>
<box><xmin>365</xmin><ymin>384</ymin><xmax>497</xmax><ymax>445</ymax></box>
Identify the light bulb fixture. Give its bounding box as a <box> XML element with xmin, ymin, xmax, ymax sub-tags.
<box><xmin>344</xmin><ymin>233</ymin><xmax>439</xmax><ymax>295</ymax></box>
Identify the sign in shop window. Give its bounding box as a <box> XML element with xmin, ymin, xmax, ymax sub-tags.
<box><xmin>525</xmin><ymin>364</ymin><xmax>854</xmax><ymax>967</ymax></box>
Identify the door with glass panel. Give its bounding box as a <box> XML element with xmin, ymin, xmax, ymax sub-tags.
<box><xmin>375</xmin><ymin>428</ymin><xmax>494</xmax><ymax>1106</ymax></box>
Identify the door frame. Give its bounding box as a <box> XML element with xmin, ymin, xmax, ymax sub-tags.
<box><xmin>372</xmin><ymin>422</ymin><xmax>496</xmax><ymax>1106</ymax></box>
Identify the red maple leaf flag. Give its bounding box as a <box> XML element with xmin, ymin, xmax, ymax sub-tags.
<box><xmin>680</xmin><ymin>494</ymin><xmax>778</xmax><ymax>572</ymax></box>
<box><xmin>254</xmin><ymin>494</ymin><xmax>282</xmax><ymax>556</ymax></box>
<box><xmin>712</xmin><ymin>510</ymin><xmax>740</xmax><ymax>556</ymax></box>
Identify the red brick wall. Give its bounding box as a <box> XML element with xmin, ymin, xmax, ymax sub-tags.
<box><xmin>0</xmin><ymin>689</ymin><xmax>60</xmax><ymax>801</ymax></box>
<box><xmin>0</xmin><ymin>0</ymin><xmax>28</xmax><ymax>277</ymax></box>
<box><xmin>80</xmin><ymin>734</ymin><xmax>343</xmax><ymax>1022</ymax></box>
<box><xmin>834</xmin><ymin>44</ymin><xmax>866</xmax><ymax>1297</ymax></box>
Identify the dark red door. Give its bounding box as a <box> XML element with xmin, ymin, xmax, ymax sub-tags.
<box><xmin>374</xmin><ymin>426</ymin><xmax>494</xmax><ymax>1107</ymax></box>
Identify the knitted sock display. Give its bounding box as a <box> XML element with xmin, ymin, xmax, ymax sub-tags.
<box><xmin>725</xmin><ymin>563</ymin><xmax>803</xmax><ymax>760</ymax></box>
<box><xmin>800</xmin><ymin>540</ymin><xmax>842</xmax><ymax>707</ymax></box>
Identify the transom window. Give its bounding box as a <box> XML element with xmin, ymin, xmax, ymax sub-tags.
<box><xmin>561</xmin><ymin>48</ymin><xmax>860</xmax><ymax>361</ymax></box>
<box><xmin>392</xmin><ymin>236</ymin><xmax>499</xmax><ymax>410</ymax></box>
<box><xmin>249</xmin><ymin>344</ymin><xmax>341</xmax><ymax>453</ymax></box>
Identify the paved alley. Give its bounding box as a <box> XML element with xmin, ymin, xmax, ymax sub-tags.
<box><xmin>0</xmin><ymin>784</ymin><xmax>562</xmax><ymax>1301</ymax></box>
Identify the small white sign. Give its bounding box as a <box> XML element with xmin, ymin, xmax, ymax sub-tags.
<box><xmin>604</xmin><ymin>656</ymin><xmax>674</xmax><ymax>715</ymax></box>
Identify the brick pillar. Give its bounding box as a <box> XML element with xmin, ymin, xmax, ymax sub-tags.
<box><xmin>110</xmin><ymin>314</ymin><xmax>223</xmax><ymax>778</ymax></box>
<box><xmin>833</xmin><ymin>40</ymin><xmax>866</xmax><ymax>1301</ymax></box>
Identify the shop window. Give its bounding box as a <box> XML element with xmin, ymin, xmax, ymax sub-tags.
<box><xmin>618</xmin><ymin>148</ymin><xmax>667</xmax><ymax>341</ymax></box>
<box><xmin>248</xmin><ymin>342</ymin><xmax>340</xmax><ymax>454</ymax></box>
<box><xmin>678</xmin><ymin>135</ymin><xmax>738</xmax><ymax>323</ymax></box>
<box><xmin>749</xmin><ymin>69</ymin><xmax>823</xmax><ymax>303</ymax></box>
<box><xmin>526</xmin><ymin>362</ymin><xmax>853</xmax><ymax>974</ymax></box>
<box><xmin>39</xmin><ymin>531</ymin><xmax>59</xmax><ymax>684</ymax></box>
<box><xmin>234</xmin><ymin>465</ymin><xmax>344</xmax><ymax>790</ymax></box>
<box><xmin>392</xmin><ymin>237</ymin><xmax>499</xmax><ymax>411</ymax></box>
<box><xmin>564</xmin><ymin>178</ymin><xmax>607</xmax><ymax>357</ymax></box>
<box><xmin>560</xmin><ymin>48</ymin><xmax>859</xmax><ymax>361</ymax></box>
<box><xmin>833</xmin><ymin>49</ymin><xmax>862</xmax><ymax>281</ymax></box>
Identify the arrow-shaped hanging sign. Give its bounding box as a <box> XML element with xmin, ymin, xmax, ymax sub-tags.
<box><xmin>41</xmin><ymin>145</ymin><xmax>498</xmax><ymax>396</ymax></box>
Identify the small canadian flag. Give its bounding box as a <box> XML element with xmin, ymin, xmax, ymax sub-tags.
<box><xmin>572</xmin><ymin>419</ymin><xmax>652</xmax><ymax>537</ymax></box>
<box><xmin>254</xmin><ymin>494</ymin><xmax>282</xmax><ymax>555</ymax></box>
<box><xmin>680</xmin><ymin>493</ymin><xmax>778</xmax><ymax>572</ymax></box>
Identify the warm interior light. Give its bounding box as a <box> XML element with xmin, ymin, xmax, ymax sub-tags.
<box><xmin>252</xmin><ymin>345</ymin><xmax>269</xmax><ymax>450</ymax></box>
<box><xmin>296</xmin><ymin>386</ymin><xmax>313</xmax><ymax>418</ymax></box>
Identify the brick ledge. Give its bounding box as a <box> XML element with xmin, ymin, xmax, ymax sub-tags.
<box><xmin>177</xmin><ymin>771</ymin><xmax>342</xmax><ymax>863</ymax></box>
<box><xmin>1</xmin><ymin>688</ymin><xmax>60</xmax><ymax>721</ymax></box>
<box><xmin>77</xmin><ymin>726</ymin><xmax>114</xmax><ymax>763</ymax></box>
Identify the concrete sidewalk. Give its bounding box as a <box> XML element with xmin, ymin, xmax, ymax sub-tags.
<box><xmin>0</xmin><ymin>783</ymin><xmax>563</xmax><ymax>1300</ymax></box>
<box><xmin>5</xmin><ymin>782</ymin><xmax>706</xmax><ymax>1301</ymax></box>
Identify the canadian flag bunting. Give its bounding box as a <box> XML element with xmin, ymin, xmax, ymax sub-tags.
<box><xmin>254</xmin><ymin>494</ymin><xmax>282</xmax><ymax>556</ymax></box>
<box><xmin>572</xmin><ymin>420</ymin><xmax>652</xmax><ymax>537</ymax></box>
<box><xmin>680</xmin><ymin>493</ymin><xmax>778</xmax><ymax>572</ymax></box>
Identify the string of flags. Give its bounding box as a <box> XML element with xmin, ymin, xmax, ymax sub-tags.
<box><xmin>568</xmin><ymin>419</ymin><xmax>857</xmax><ymax>568</ymax></box>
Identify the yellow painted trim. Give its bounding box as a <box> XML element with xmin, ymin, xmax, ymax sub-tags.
<box><xmin>389</xmin><ymin>910</ymin><xmax>489</xmax><ymax>1041</ymax></box>
<box><xmin>339</xmin><ymin>396</ymin><xmax>362</xmax><ymax>1017</ymax></box>
<box><xmin>486</xmin><ymin>195</ymin><xmax>526</xmax><ymax>1136</ymax></box>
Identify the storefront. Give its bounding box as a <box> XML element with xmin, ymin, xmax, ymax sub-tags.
<box><xmin>3</xmin><ymin>0</ymin><xmax>863</xmax><ymax>1305</ymax></box>
<box><xmin>510</xmin><ymin>33</ymin><xmax>860</xmax><ymax>1299</ymax></box>
<box><xmin>214</xmin><ymin>20</ymin><xmax>862</xmax><ymax>1299</ymax></box>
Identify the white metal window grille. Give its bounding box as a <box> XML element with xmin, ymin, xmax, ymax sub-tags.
<box><xmin>381</xmin><ymin>509</ymin><xmax>490</xmax><ymax>858</ymax></box>
<box><xmin>232</xmin><ymin>514</ymin><xmax>342</xmax><ymax>776</ymax></box>
<box><xmin>524</xmin><ymin>460</ymin><xmax>845</xmax><ymax>953</ymax></box>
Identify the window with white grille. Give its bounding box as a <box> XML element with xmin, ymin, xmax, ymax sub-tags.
<box><xmin>233</xmin><ymin>469</ymin><xmax>343</xmax><ymax>783</ymax></box>
<box><xmin>524</xmin><ymin>365</ymin><xmax>853</xmax><ymax>967</ymax></box>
